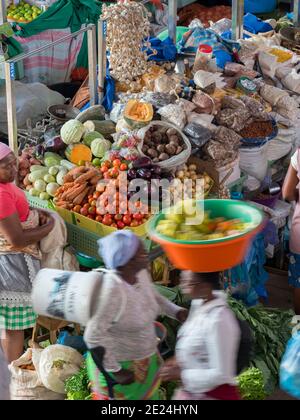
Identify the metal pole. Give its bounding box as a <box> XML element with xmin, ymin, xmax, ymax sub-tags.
<box><xmin>5</xmin><ymin>62</ymin><xmax>17</xmax><ymax>153</ymax></box>
<box><xmin>7</xmin><ymin>25</ymin><xmax>96</xmax><ymax>64</ymax></box>
<box><xmin>88</xmin><ymin>24</ymin><xmax>98</xmax><ymax>106</ymax></box>
<box><xmin>294</xmin><ymin>0</ymin><xmax>300</xmax><ymax>26</ymax></box>
<box><xmin>98</xmin><ymin>19</ymin><xmax>106</xmax><ymax>102</ymax></box>
<box><xmin>232</xmin><ymin>0</ymin><xmax>244</xmax><ymax>41</ymax></box>
<box><xmin>0</xmin><ymin>0</ymin><xmax>6</xmax><ymax>24</ymax></box>
<box><xmin>168</xmin><ymin>0</ymin><xmax>177</xmax><ymax>46</ymax></box>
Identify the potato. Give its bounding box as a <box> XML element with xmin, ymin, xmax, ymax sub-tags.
<box><xmin>142</xmin><ymin>145</ymin><xmax>149</xmax><ymax>153</ymax></box>
<box><xmin>166</xmin><ymin>128</ymin><xmax>177</xmax><ymax>137</ymax></box>
<box><xmin>157</xmin><ymin>144</ymin><xmax>165</xmax><ymax>153</ymax></box>
<box><xmin>189</xmin><ymin>164</ymin><xmax>197</xmax><ymax>171</ymax></box>
<box><xmin>176</xmin><ymin>146</ymin><xmax>183</xmax><ymax>155</ymax></box>
<box><xmin>148</xmin><ymin>148</ymin><xmax>158</xmax><ymax>158</ymax></box>
<box><xmin>153</xmin><ymin>158</ymin><xmax>159</xmax><ymax>163</ymax></box>
<box><xmin>165</xmin><ymin>144</ymin><xmax>176</xmax><ymax>155</ymax></box>
<box><xmin>169</xmin><ymin>135</ymin><xmax>180</xmax><ymax>145</ymax></box>
<box><xmin>159</xmin><ymin>153</ymin><xmax>169</xmax><ymax>161</ymax></box>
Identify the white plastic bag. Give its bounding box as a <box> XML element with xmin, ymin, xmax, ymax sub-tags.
<box><xmin>157</xmin><ymin>103</ymin><xmax>187</xmax><ymax>130</ymax></box>
<box><xmin>267</xmin><ymin>127</ymin><xmax>294</xmax><ymax>161</ymax></box>
<box><xmin>39</xmin><ymin>345</ymin><xmax>83</xmax><ymax>394</ymax></box>
<box><xmin>9</xmin><ymin>348</ymin><xmax>64</xmax><ymax>400</ymax></box>
<box><xmin>239</xmin><ymin>143</ymin><xmax>269</xmax><ymax>181</ymax></box>
<box><xmin>137</xmin><ymin>121</ymin><xmax>191</xmax><ymax>169</ymax></box>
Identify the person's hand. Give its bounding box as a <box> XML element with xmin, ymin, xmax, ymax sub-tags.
<box><xmin>176</xmin><ymin>308</ymin><xmax>188</xmax><ymax>323</ymax></box>
<box><xmin>160</xmin><ymin>358</ymin><xmax>181</xmax><ymax>382</ymax></box>
<box><xmin>38</xmin><ymin>210</ymin><xmax>50</xmax><ymax>226</ymax></box>
<box><xmin>114</xmin><ymin>368</ymin><xmax>135</xmax><ymax>385</ymax></box>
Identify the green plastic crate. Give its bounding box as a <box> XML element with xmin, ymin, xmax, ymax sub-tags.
<box><xmin>25</xmin><ymin>192</ymin><xmax>54</xmax><ymax>210</ymax></box>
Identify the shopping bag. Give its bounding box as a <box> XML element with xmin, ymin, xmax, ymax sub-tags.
<box><xmin>280</xmin><ymin>332</ymin><xmax>300</xmax><ymax>399</ymax></box>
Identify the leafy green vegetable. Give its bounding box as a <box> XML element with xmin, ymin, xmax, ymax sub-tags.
<box><xmin>237</xmin><ymin>368</ymin><xmax>266</xmax><ymax>400</ymax></box>
<box><xmin>65</xmin><ymin>362</ymin><xmax>91</xmax><ymax>400</ymax></box>
<box><xmin>229</xmin><ymin>297</ymin><xmax>294</xmax><ymax>394</ymax></box>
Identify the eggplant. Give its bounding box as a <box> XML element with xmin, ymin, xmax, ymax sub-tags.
<box><xmin>45</xmin><ymin>136</ymin><xmax>66</xmax><ymax>153</ymax></box>
<box><xmin>137</xmin><ymin>168</ymin><xmax>152</xmax><ymax>180</ymax></box>
<box><xmin>35</xmin><ymin>144</ymin><xmax>45</xmax><ymax>159</ymax></box>
<box><xmin>132</xmin><ymin>157</ymin><xmax>152</xmax><ymax>169</ymax></box>
<box><xmin>151</xmin><ymin>165</ymin><xmax>162</xmax><ymax>176</ymax></box>
<box><xmin>127</xmin><ymin>168</ymin><xmax>138</xmax><ymax>180</ymax></box>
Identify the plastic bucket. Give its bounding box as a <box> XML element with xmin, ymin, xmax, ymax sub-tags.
<box><xmin>32</xmin><ymin>269</ymin><xmax>103</xmax><ymax>325</ymax></box>
<box><xmin>148</xmin><ymin>199</ymin><xmax>264</xmax><ymax>272</ymax></box>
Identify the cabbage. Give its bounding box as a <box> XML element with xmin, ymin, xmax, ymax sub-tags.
<box><xmin>44</xmin><ymin>152</ymin><xmax>63</xmax><ymax>168</ymax></box>
<box><xmin>34</xmin><ymin>179</ymin><xmax>47</xmax><ymax>192</ymax></box>
<box><xmin>90</xmin><ymin>138</ymin><xmax>111</xmax><ymax>158</ymax></box>
<box><xmin>46</xmin><ymin>182</ymin><xmax>59</xmax><ymax>197</ymax></box>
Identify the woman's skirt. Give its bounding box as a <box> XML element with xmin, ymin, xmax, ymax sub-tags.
<box><xmin>0</xmin><ymin>253</ymin><xmax>40</xmax><ymax>331</ymax></box>
<box><xmin>86</xmin><ymin>352</ymin><xmax>162</xmax><ymax>400</ymax></box>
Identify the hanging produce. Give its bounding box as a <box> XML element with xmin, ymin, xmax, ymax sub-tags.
<box><xmin>101</xmin><ymin>1</ymin><xmax>153</xmax><ymax>84</ymax></box>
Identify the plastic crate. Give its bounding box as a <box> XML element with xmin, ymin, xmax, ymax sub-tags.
<box><xmin>25</xmin><ymin>192</ymin><xmax>54</xmax><ymax>210</ymax></box>
<box><xmin>65</xmin><ymin>222</ymin><xmax>157</xmax><ymax>262</ymax></box>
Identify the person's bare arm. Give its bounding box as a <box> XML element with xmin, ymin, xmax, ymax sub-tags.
<box><xmin>282</xmin><ymin>164</ymin><xmax>299</xmax><ymax>202</ymax></box>
<box><xmin>0</xmin><ymin>212</ymin><xmax>54</xmax><ymax>248</ymax></box>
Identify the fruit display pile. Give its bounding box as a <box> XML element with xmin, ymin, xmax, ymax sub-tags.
<box><xmin>156</xmin><ymin>206</ymin><xmax>252</xmax><ymax>241</ymax></box>
<box><xmin>174</xmin><ymin>163</ymin><xmax>213</xmax><ymax>199</ymax></box>
<box><xmin>7</xmin><ymin>1</ymin><xmax>42</xmax><ymax>23</ymax></box>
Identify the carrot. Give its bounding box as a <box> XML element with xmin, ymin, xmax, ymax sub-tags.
<box><xmin>74</xmin><ymin>169</ymin><xmax>99</xmax><ymax>184</ymax></box>
<box><xmin>73</xmin><ymin>187</ymin><xmax>89</xmax><ymax>205</ymax></box>
<box><xmin>90</xmin><ymin>175</ymin><xmax>102</xmax><ymax>185</ymax></box>
<box><xmin>65</xmin><ymin>183</ymin><xmax>88</xmax><ymax>201</ymax></box>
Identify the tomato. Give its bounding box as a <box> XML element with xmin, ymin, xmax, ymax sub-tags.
<box><xmin>93</xmin><ymin>191</ymin><xmax>101</xmax><ymax>200</ymax></box>
<box><xmin>113</xmin><ymin>159</ymin><xmax>121</xmax><ymax>167</ymax></box>
<box><xmin>90</xmin><ymin>200</ymin><xmax>97</xmax><ymax>207</ymax></box>
<box><xmin>87</xmin><ymin>215</ymin><xmax>95</xmax><ymax>220</ymax></box>
<box><xmin>102</xmin><ymin>215</ymin><xmax>112</xmax><ymax>226</ymax></box>
<box><xmin>130</xmin><ymin>220</ymin><xmax>139</xmax><ymax>227</ymax></box>
<box><xmin>73</xmin><ymin>205</ymin><xmax>81</xmax><ymax>213</ymax></box>
<box><xmin>95</xmin><ymin>215</ymin><xmax>103</xmax><ymax>222</ymax></box>
<box><xmin>102</xmin><ymin>160</ymin><xmax>111</xmax><ymax>168</ymax></box>
<box><xmin>80</xmin><ymin>207</ymin><xmax>89</xmax><ymax>216</ymax></box>
<box><xmin>83</xmin><ymin>203</ymin><xmax>90</xmax><ymax>209</ymax></box>
<box><xmin>110</xmin><ymin>168</ymin><xmax>119</xmax><ymax>178</ymax></box>
<box><xmin>133</xmin><ymin>213</ymin><xmax>143</xmax><ymax>221</ymax></box>
<box><xmin>117</xmin><ymin>221</ymin><xmax>125</xmax><ymax>229</ymax></box>
<box><xmin>114</xmin><ymin>214</ymin><xmax>123</xmax><ymax>221</ymax></box>
<box><xmin>88</xmin><ymin>206</ymin><xmax>96</xmax><ymax>215</ymax></box>
<box><xmin>104</xmin><ymin>172</ymin><xmax>111</xmax><ymax>179</ymax></box>
<box><xmin>120</xmin><ymin>163</ymin><xmax>128</xmax><ymax>171</ymax></box>
<box><xmin>111</xmin><ymin>223</ymin><xmax>118</xmax><ymax>228</ymax></box>
<box><xmin>88</xmin><ymin>194</ymin><xmax>93</xmax><ymax>200</ymax></box>
<box><xmin>101</xmin><ymin>166</ymin><xmax>109</xmax><ymax>173</ymax></box>
<box><xmin>123</xmin><ymin>215</ymin><xmax>132</xmax><ymax>225</ymax></box>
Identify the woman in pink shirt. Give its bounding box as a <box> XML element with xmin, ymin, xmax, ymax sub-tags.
<box><xmin>0</xmin><ymin>143</ymin><xmax>54</xmax><ymax>362</ymax></box>
<box><xmin>283</xmin><ymin>149</ymin><xmax>300</xmax><ymax>315</ymax></box>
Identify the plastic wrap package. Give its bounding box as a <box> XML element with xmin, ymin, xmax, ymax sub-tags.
<box><xmin>192</xmin><ymin>91</ymin><xmax>215</xmax><ymax>114</ymax></box>
<box><xmin>240</xmin><ymin>96</ymin><xmax>269</xmax><ymax>120</ymax></box>
<box><xmin>110</xmin><ymin>102</ymin><xmax>125</xmax><ymax>123</ymax></box>
<box><xmin>187</xmin><ymin>112</ymin><xmax>216</xmax><ymax>130</ymax></box>
<box><xmin>280</xmin><ymin>333</ymin><xmax>300</xmax><ymax>399</ymax></box>
<box><xmin>239</xmin><ymin>143</ymin><xmax>269</xmax><ymax>181</ymax></box>
<box><xmin>259</xmin><ymin>84</ymin><xmax>288</xmax><ymax>106</ymax></box>
<box><xmin>183</xmin><ymin>122</ymin><xmax>212</xmax><ymax>149</ymax></box>
<box><xmin>204</xmin><ymin>126</ymin><xmax>241</xmax><ymax>167</ymax></box>
<box><xmin>267</xmin><ymin>127</ymin><xmax>295</xmax><ymax>161</ymax></box>
<box><xmin>177</xmin><ymin>98</ymin><xmax>197</xmax><ymax>114</ymax></box>
<box><xmin>224</xmin><ymin>233</ymin><xmax>269</xmax><ymax>307</ymax></box>
<box><xmin>157</xmin><ymin>103</ymin><xmax>187</xmax><ymax>130</ymax></box>
<box><xmin>141</xmin><ymin>92</ymin><xmax>177</xmax><ymax>109</ymax></box>
<box><xmin>210</xmin><ymin>18</ymin><xmax>232</xmax><ymax>35</ymax></box>
<box><xmin>276</xmin><ymin>95</ymin><xmax>300</xmax><ymax>121</ymax></box>
<box><xmin>222</xmin><ymin>95</ymin><xmax>246</xmax><ymax>109</ymax></box>
<box><xmin>215</xmin><ymin>108</ymin><xmax>250</xmax><ymax>131</ymax></box>
<box><xmin>224</xmin><ymin>62</ymin><xmax>258</xmax><ymax>79</ymax></box>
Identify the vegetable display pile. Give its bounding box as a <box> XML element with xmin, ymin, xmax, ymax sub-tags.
<box><xmin>175</xmin><ymin>163</ymin><xmax>214</xmax><ymax>199</ymax></box>
<box><xmin>156</xmin><ymin>207</ymin><xmax>251</xmax><ymax>241</ymax></box>
<box><xmin>229</xmin><ymin>297</ymin><xmax>294</xmax><ymax>394</ymax></box>
<box><xmin>237</xmin><ymin>368</ymin><xmax>266</xmax><ymax>400</ymax></box>
<box><xmin>140</xmin><ymin>125</ymin><xmax>185</xmax><ymax>163</ymax></box>
<box><xmin>65</xmin><ymin>363</ymin><xmax>91</xmax><ymax>401</ymax></box>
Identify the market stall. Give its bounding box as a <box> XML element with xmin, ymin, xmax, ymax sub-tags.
<box><xmin>3</xmin><ymin>0</ymin><xmax>300</xmax><ymax>401</ymax></box>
